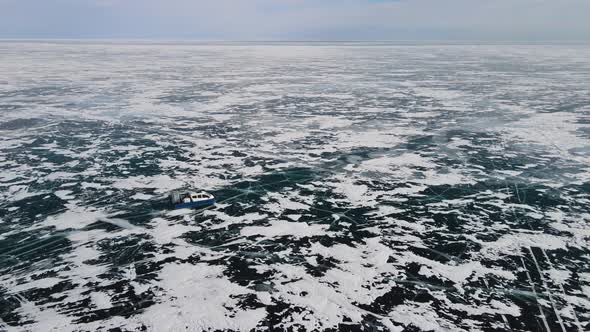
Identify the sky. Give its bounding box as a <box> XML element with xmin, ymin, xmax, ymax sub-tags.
<box><xmin>0</xmin><ymin>0</ymin><xmax>589</xmax><ymax>41</ymax></box>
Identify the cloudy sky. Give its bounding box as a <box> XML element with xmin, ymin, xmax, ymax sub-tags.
<box><xmin>0</xmin><ymin>0</ymin><xmax>589</xmax><ymax>41</ymax></box>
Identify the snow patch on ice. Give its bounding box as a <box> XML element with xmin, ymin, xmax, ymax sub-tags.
<box><xmin>241</xmin><ymin>220</ymin><xmax>328</xmax><ymax>239</ymax></box>
<box><xmin>112</xmin><ymin>175</ymin><xmax>184</xmax><ymax>193</ymax></box>
<box><xmin>135</xmin><ymin>263</ymin><xmax>266</xmax><ymax>331</ymax></box>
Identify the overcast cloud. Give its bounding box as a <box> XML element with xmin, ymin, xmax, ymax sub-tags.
<box><xmin>0</xmin><ymin>0</ymin><xmax>588</xmax><ymax>41</ymax></box>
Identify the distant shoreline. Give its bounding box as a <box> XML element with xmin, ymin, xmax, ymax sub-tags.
<box><xmin>1</xmin><ymin>39</ymin><xmax>589</xmax><ymax>46</ymax></box>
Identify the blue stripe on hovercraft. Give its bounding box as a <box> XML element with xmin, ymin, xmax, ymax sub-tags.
<box><xmin>174</xmin><ymin>198</ymin><xmax>216</xmax><ymax>209</ymax></box>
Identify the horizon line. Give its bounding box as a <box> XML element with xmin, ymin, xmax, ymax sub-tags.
<box><xmin>1</xmin><ymin>38</ymin><xmax>590</xmax><ymax>45</ymax></box>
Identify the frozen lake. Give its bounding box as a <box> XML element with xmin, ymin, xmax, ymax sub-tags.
<box><xmin>1</xmin><ymin>41</ymin><xmax>589</xmax><ymax>331</ymax></box>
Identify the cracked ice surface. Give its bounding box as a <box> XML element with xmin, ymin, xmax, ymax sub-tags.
<box><xmin>1</xmin><ymin>42</ymin><xmax>590</xmax><ymax>331</ymax></box>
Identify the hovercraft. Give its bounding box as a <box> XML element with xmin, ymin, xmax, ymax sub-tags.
<box><xmin>169</xmin><ymin>191</ymin><xmax>215</xmax><ymax>209</ymax></box>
